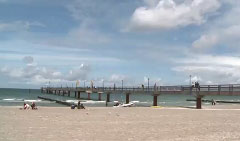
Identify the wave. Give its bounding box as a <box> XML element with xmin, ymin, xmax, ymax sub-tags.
<box><xmin>3</xmin><ymin>99</ymin><xmax>16</xmax><ymax>101</ymax></box>
<box><xmin>24</xmin><ymin>99</ymin><xmax>42</xmax><ymax>102</ymax></box>
<box><xmin>83</xmin><ymin>100</ymin><xmax>106</xmax><ymax>104</ymax></box>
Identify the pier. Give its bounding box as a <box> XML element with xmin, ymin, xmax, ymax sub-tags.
<box><xmin>41</xmin><ymin>84</ymin><xmax>240</xmax><ymax>109</ymax></box>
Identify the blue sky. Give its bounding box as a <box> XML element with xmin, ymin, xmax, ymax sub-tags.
<box><xmin>1</xmin><ymin>0</ymin><xmax>240</xmax><ymax>88</ymax></box>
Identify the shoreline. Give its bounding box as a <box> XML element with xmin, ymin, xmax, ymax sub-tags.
<box><xmin>2</xmin><ymin>103</ymin><xmax>240</xmax><ymax>109</ymax></box>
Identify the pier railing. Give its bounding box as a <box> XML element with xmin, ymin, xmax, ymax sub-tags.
<box><xmin>42</xmin><ymin>84</ymin><xmax>240</xmax><ymax>95</ymax></box>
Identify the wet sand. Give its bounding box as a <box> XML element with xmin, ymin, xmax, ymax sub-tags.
<box><xmin>1</xmin><ymin>105</ymin><xmax>240</xmax><ymax>141</ymax></box>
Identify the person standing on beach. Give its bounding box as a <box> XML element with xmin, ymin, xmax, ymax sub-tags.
<box><xmin>77</xmin><ymin>101</ymin><xmax>81</xmax><ymax>109</ymax></box>
<box><xmin>211</xmin><ymin>99</ymin><xmax>216</xmax><ymax>105</ymax></box>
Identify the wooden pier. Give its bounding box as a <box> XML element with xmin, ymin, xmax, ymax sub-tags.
<box><xmin>41</xmin><ymin>84</ymin><xmax>240</xmax><ymax>109</ymax></box>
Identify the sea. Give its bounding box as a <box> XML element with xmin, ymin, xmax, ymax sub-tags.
<box><xmin>1</xmin><ymin>88</ymin><xmax>240</xmax><ymax>107</ymax></box>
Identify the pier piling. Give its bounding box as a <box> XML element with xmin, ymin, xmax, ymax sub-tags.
<box><xmin>152</xmin><ymin>94</ymin><xmax>160</xmax><ymax>106</ymax></box>
<box><xmin>68</xmin><ymin>91</ymin><xmax>70</xmax><ymax>97</ymax></box>
<box><xmin>78</xmin><ymin>91</ymin><xmax>81</xmax><ymax>99</ymax></box>
<box><xmin>106</xmin><ymin>93</ymin><xmax>110</xmax><ymax>102</ymax></box>
<box><xmin>88</xmin><ymin>93</ymin><xmax>91</xmax><ymax>100</ymax></box>
<box><xmin>196</xmin><ymin>97</ymin><xmax>202</xmax><ymax>109</ymax></box>
<box><xmin>98</xmin><ymin>92</ymin><xmax>102</xmax><ymax>101</ymax></box>
<box><xmin>126</xmin><ymin>93</ymin><xmax>130</xmax><ymax>104</ymax></box>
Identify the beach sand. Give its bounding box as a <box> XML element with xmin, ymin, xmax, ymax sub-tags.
<box><xmin>1</xmin><ymin>105</ymin><xmax>240</xmax><ymax>141</ymax></box>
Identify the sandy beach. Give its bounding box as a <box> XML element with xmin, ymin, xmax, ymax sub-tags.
<box><xmin>1</xmin><ymin>105</ymin><xmax>240</xmax><ymax>141</ymax></box>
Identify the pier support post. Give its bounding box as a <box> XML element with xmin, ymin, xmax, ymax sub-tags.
<box><xmin>153</xmin><ymin>95</ymin><xmax>158</xmax><ymax>106</ymax></box>
<box><xmin>106</xmin><ymin>92</ymin><xmax>110</xmax><ymax>102</ymax></box>
<box><xmin>75</xmin><ymin>91</ymin><xmax>77</xmax><ymax>98</ymax></box>
<box><xmin>196</xmin><ymin>94</ymin><xmax>204</xmax><ymax>109</ymax></box>
<box><xmin>152</xmin><ymin>93</ymin><xmax>160</xmax><ymax>106</ymax></box>
<box><xmin>126</xmin><ymin>93</ymin><xmax>130</xmax><ymax>104</ymax></box>
<box><xmin>58</xmin><ymin>90</ymin><xmax>61</xmax><ymax>95</ymax></box>
<box><xmin>88</xmin><ymin>93</ymin><xmax>91</xmax><ymax>100</ymax></box>
<box><xmin>68</xmin><ymin>91</ymin><xmax>70</xmax><ymax>97</ymax></box>
<box><xmin>78</xmin><ymin>91</ymin><xmax>81</xmax><ymax>99</ymax></box>
<box><xmin>98</xmin><ymin>93</ymin><xmax>102</xmax><ymax>101</ymax></box>
<box><xmin>218</xmin><ymin>85</ymin><xmax>221</xmax><ymax>95</ymax></box>
<box><xmin>196</xmin><ymin>97</ymin><xmax>202</xmax><ymax>109</ymax></box>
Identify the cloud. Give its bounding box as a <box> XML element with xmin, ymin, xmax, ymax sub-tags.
<box><xmin>0</xmin><ymin>21</ymin><xmax>45</xmax><ymax>32</ymax></box>
<box><xmin>144</xmin><ymin>76</ymin><xmax>162</xmax><ymax>85</ymax></box>
<box><xmin>44</xmin><ymin>21</ymin><xmax>111</xmax><ymax>48</ymax></box>
<box><xmin>65</xmin><ymin>64</ymin><xmax>91</xmax><ymax>81</ymax></box>
<box><xmin>172</xmin><ymin>54</ymin><xmax>240</xmax><ymax>84</ymax></box>
<box><xmin>22</xmin><ymin>56</ymin><xmax>34</xmax><ymax>64</ymax></box>
<box><xmin>109</xmin><ymin>74</ymin><xmax>126</xmax><ymax>83</ymax></box>
<box><xmin>192</xmin><ymin>25</ymin><xmax>240</xmax><ymax>50</ymax></box>
<box><xmin>0</xmin><ymin>56</ymin><xmax>91</xmax><ymax>85</ymax></box>
<box><xmin>129</xmin><ymin>0</ymin><xmax>221</xmax><ymax>31</ymax></box>
<box><xmin>192</xmin><ymin>1</ymin><xmax>240</xmax><ymax>50</ymax></box>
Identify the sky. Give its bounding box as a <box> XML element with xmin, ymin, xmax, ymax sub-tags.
<box><xmin>1</xmin><ymin>0</ymin><xmax>240</xmax><ymax>88</ymax></box>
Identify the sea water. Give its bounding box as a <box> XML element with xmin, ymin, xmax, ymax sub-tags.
<box><xmin>1</xmin><ymin>88</ymin><xmax>240</xmax><ymax>107</ymax></box>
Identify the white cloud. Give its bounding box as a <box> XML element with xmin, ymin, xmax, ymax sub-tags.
<box><xmin>45</xmin><ymin>21</ymin><xmax>110</xmax><ymax>48</ymax></box>
<box><xmin>0</xmin><ymin>56</ymin><xmax>91</xmax><ymax>85</ymax></box>
<box><xmin>129</xmin><ymin>0</ymin><xmax>221</xmax><ymax>31</ymax></box>
<box><xmin>0</xmin><ymin>21</ymin><xmax>45</xmax><ymax>32</ymax></box>
<box><xmin>192</xmin><ymin>1</ymin><xmax>240</xmax><ymax>50</ymax></box>
<box><xmin>172</xmin><ymin>54</ymin><xmax>240</xmax><ymax>84</ymax></box>
<box><xmin>65</xmin><ymin>64</ymin><xmax>90</xmax><ymax>81</ymax></box>
<box><xmin>109</xmin><ymin>74</ymin><xmax>126</xmax><ymax>83</ymax></box>
<box><xmin>193</xmin><ymin>25</ymin><xmax>240</xmax><ymax>49</ymax></box>
<box><xmin>22</xmin><ymin>56</ymin><xmax>34</xmax><ymax>64</ymax></box>
<box><xmin>144</xmin><ymin>76</ymin><xmax>162</xmax><ymax>85</ymax></box>
<box><xmin>67</xmin><ymin>23</ymin><xmax>110</xmax><ymax>44</ymax></box>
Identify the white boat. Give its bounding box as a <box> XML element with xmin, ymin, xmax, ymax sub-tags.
<box><xmin>113</xmin><ymin>102</ymin><xmax>134</xmax><ymax>107</ymax></box>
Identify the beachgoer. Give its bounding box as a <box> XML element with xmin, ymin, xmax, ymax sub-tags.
<box><xmin>24</xmin><ymin>103</ymin><xmax>30</xmax><ymax>110</ymax></box>
<box><xmin>77</xmin><ymin>101</ymin><xmax>81</xmax><ymax>109</ymax></box>
<box><xmin>212</xmin><ymin>99</ymin><xmax>216</xmax><ymax>105</ymax></box>
<box><xmin>31</xmin><ymin>102</ymin><xmax>37</xmax><ymax>110</ymax></box>
<box><xmin>80</xmin><ymin>104</ymin><xmax>85</xmax><ymax>109</ymax></box>
<box><xmin>71</xmin><ymin>104</ymin><xmax>76</xmax><ymax>109</ymax></box>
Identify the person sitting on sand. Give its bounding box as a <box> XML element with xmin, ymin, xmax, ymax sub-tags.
<box><xmin>80</xmin><ymin>104</ymin><xmax>85</xmax><ymax>109</ymax></box>
<box><xmin>71</xmin><ymin>104</ymin><xmax>77</xmax><ymax>109</ymax></box>
<box><xmin>23</xmin><ymin>103</ymin><xmax>30</xmax><ymax>110</ymax></box>
<box><xmin>31</xmin><ymin>102</ymin><xmax>37</xmax><ymax>110</ymax></box>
